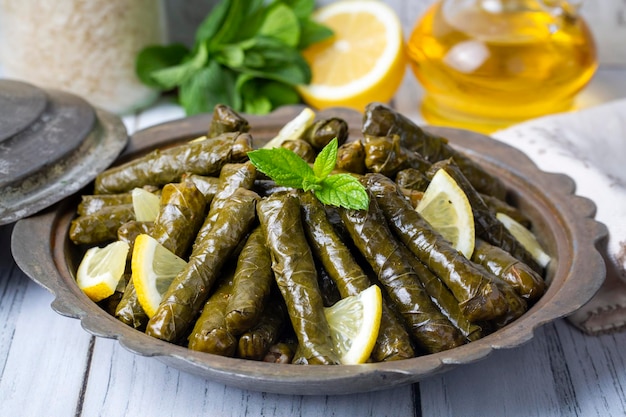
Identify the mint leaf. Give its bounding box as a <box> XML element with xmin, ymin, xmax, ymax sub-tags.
<box><xmin>259</xmin><ymin>3</ymin><xmax>300</xmax><ymax>47</ymax></box>
<box><xmin>179</xmin><ymin>61</ymin><xmax>238</xmax><ymax>115</ymax></box>
<box><xmin>313</xmin><ymin>138</ymin><xmax>338</xmax><ymax>180</ymax></box>
<box><xmin>248</xmin><ymin>147</ymin><xmax>314</xmax><ymax>189</ymax></box>
<box><xmin>150</xmin><ymin>43</ymin><xmax>209</xmax><ymax>89</ymax></box>
<box><xmin>282</xmin><ymin>0</ymin><xmax>314</xmax><ymax>19</ymax></box>
<box><xmin>315</xmin><ymin>174</ymin><xmax>369</xmax><ymax>210</ymax></box>
<box><xmin>195</xmin><ymin>0</ymin><xmax>232</xmax><ymax>43</ymax></box>
<box><xmin>299</xmin><ymin>18</ymin><xmax>334</xmax><ymax>49</ymax></box>
<box><xmin>247</xmin><ymin>137</ymin><xmax>369</xmax><ymax>210</ymax></box>
<box><xmin>136</xmin><ymin>44</ymin><xmax>189</xmax><ymax>88</ymax></box>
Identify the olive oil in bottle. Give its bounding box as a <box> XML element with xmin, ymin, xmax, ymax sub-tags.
<box><xmin>407</xmin><ymin>0</ymin><xmax>597</xmax><ymax>133</ymax></box>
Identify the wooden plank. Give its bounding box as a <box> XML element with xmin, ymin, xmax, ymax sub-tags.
<box><xmin>80</xmin><ymin>338</ymin><xmax>416</xmax><ymax>417</ymax></box>
<box><xmin>0</xmin><ymin>279</ymin><xmax>92</xmax><ymax>417</ymax></box>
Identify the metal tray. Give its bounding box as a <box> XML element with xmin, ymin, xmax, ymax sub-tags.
<box><xmin>11</xmin><ymin>105</ymin><xmax>607</xmax><ymax>395</ymax></box>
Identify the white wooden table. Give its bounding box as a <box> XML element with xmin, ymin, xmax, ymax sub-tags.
<box><xmin>3</xmin><ymin>1</ymin><xmax>626</xmax><ymax>415</ymax></box>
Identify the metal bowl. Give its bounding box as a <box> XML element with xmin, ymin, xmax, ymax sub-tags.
<box><xmin>11</xmin><ymin>105</ymin><xmax>607</xmax><ymax>395</ymax></box>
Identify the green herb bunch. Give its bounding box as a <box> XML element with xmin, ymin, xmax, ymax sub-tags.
<box><xmin>248</xmin><ymin>138</ymin><xmax>370</xmax><ymax>210</ymax></box>
<box><xmin>136</xmin><ymin>0</ymin><xmax>332</xmax><ymax>116</ymax></box>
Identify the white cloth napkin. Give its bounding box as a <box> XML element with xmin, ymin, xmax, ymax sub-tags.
<box><xmin>493</xmin><ymin>99</ymin><xmax>626</xmax><ymax>334</ymax></box>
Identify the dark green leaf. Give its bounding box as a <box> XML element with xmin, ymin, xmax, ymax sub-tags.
<box><xmin>179</xmin><ymin>61</ymin><xmax>238</xmax><ymax>115</ymax></box>
<box><xmin>135</xmin><ymin>44</ymin><xmax>190</xmax><ymax>88</ymax></box>
<box><xmin>195</xmin><ymin>0</ymin><xmax>232</xmax><ymax>43</ymax></box>
<box><xmin>150</xmin><ymin>43</ymin><xmax>209</xmax><ymax>89</ymax></box>
<box><xmin>298</xmin><ymin>18</ymin><xmax>334</xmax><ymax>50</ymax></box>
<box><xmin>315</xmin><ymin>174</ymin><xmax>369</xmax><ymax>210</ymax></box>
<box><xmin>215</xmin><ymin>44</ymin><xmax>245</xmax><ymax>67</ymax></box>
<box><xmin>313</xmin><ymin>138</ymin><xmax>338</xmax><ymax>180</ymax></box>
<box><xmin>280</xmin><ymin>0</ymin><xmax>314</xmax><ymax>19</ymax></box>
<box><xmin>247</xmin><ymin>147</ymin><xmax>314</xmax><ymax>189</ymax></box>
<box><xmin>259</xmin><ymin>3</ymin><xmax>300</xmax><ymax>47</ymax></box>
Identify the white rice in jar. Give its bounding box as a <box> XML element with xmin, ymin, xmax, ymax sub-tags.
<box><xmin>0</xmin><ymin>0</ymin><xmax>167</xmax><ymax>114</ymax></box>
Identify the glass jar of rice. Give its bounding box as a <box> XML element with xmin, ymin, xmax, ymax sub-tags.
<box><xmin>0</xmin><ymin>0</ymin><xmax>167</xmax><ymax>115</ymax></box>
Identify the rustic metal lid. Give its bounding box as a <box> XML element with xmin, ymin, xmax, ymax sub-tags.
<box><xmin>0</xmin><ymin>80</ymin><xmax>128</xmax><ymax>225</ymax></box>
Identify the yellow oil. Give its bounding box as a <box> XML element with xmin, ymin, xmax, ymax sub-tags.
<box><xmin>407</xmin><ymin>1</ymin><xmax>598</xmax><ymax>133</ymax></box>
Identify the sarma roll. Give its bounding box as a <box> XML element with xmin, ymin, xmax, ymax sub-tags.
<box><xmin>257</xmin><ymin>191</ymin><xmax>340</xmax><ymax>365</ymax></box>
<box><xmin>364</xmin><ymin>173</ymin><xmax>509</xmax><ymax>322</ymax></box>
<box><xmin>145</xmin><ymin>188</ymin><xmax>259</xmax><ymax>343</ymax></box>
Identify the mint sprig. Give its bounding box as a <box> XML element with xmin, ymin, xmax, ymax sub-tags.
<box><xmin>248</xmin><ymin>138</ymin><xmax>369</xmax><ymax>210</ymax></box>
<box><xmin>136</xmin><ymin>0</ymin><xmax>333</xmax><ymax>115</ymax></box>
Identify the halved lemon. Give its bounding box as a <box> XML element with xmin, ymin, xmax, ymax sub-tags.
<box><xmin>496</xmin><ymin>212</ymin><xmax>551</xmax><ymax>268</ymax></box>
<box><xmin>132</xmin><ymin>234</ymin><xmax>187</xmax><ymax>317</ymax></box>
<box><xmin>416</xmin><ymin>169</ymin><xmax>475</xmax><ymax>258</ymax></box>
<box><xmin>324</xmin><ymin>284</ymin><xmax>382</xmax><ymax>365</ymax></box>
<box><xmin>132</xmin><ymin>187</ymin><xmax>160</xmax><ymax>222</ymax></box>
<box><xmin>76</xmin><ymin>241</ymin><xmax>130</xmax><ymax>302</ymax></box>
<box><xmin>297</xmin><ymin>0</ymin><xmax>406</xmax><ymax>111</ymax></box>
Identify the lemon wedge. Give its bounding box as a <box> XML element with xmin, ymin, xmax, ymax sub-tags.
<box><xmin>263</xmin><ymin>107</ymin><xmax>316</xmax><ymax>149</ymax></box>
<box><xmin>76</xmin><ymin>241</ymin><xmax>130</xmax><ymax>302</ymax></box>
<box><xmin>324</xmin><ymin>284</ymin><xmax>382</xmax><ymax>365</ymax></box>
<box><xmin>416</xmin><ymin>169</ymin><xmax>476</xmax><ymax>258</ymax></box>
<box><xmin>496</xmin><ymin>212</ymin><xmax>551</xmax><ymax>268</ymax></box>
<box><xmin>297</xmin><ymin>0</ymin><xmax>406</xmax><ymax>111</ymax></box>
<box><xmin>132</xmin><ymin>234</ymin><xmax>187</xmax><ymax>317</ymax></box>
<box><xmin>131</xmin><ymin>188</ymin><xmax>160</xmax><ymax>222</ymax></box>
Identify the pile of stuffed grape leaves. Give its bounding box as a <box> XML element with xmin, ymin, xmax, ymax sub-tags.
<box><xmin>69</xmin><ymin>103</ymin><xmax>549</xmax><ymax>365</ymax></box>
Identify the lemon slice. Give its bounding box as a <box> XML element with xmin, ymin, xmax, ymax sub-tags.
<box><xmin>496</xmin><ymin>212</ymin><xmax>551</xmax><ymax>268</ymax></box>
<box><xmin>76</xmin><ymin>241</ymin><xmax>130</xmax><ymax>302</ymax></box>
<box><xmin>132</xmin><ymin>234</ymin><xmax>187</xmax><ymax>317</ymax></box>
<box><xmin>324</xmin><ymin>285</ymin><xmax>382</xmax><ymax>365</ymax></box>
<box><xmin>416</xmin><ymin>169</ymin><xmax>475</xmax><ymax>258</ymax></box>
<box><xmin>297</xmin><ymin>0</ymin><xmax>406</xmax><ymax>111</ymax></box>
<box><xmin>132</xmin><ymin>188</ymin><xmax>160</xmax><ymax>222</ymax></box>
<box><xmin>263</xmin><ymin>107</ymin><xmax>316</xmax><ymax>149</ymax></box>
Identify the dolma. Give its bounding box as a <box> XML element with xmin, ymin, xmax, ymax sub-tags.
<box><xmin>69</xmin><ymin>204</ymin><xmax>135</xmax><ymax>245</ymax></box>
<box><xmin>185</xmin><ymin>174</ymin><xmax>220</xmax><ymax>203</ymax></box>
<box><xmin>145</xmin><ymin>188</ymin><xmax>259</xmax><ymax>343</ymax></box>
<box><xmin>94</xmin><ymin>132</ymin><xmax>250</xmax><ymax>194</ymax></box>
<box><xmin>399</xmin><ymin>244</ymin><xmax>482</xmax><ymax>341</ymax></box>
<box><xmin>187</xmin><ymin>270</ymin><xmax>238</xmax><ymax>356</ymax></box>
<box><xmin>299</xmin><ymin>191</ymin><xmax>415</xmax><ymax>361</ymax></box>
<box><xmin>257</xmin><ymin>192</ymin><xmax>340</xmax><ymax>365</ymax></box>
<box><xmin>339</xmin><ymin>194</ymin><xmax>466</xmax><ymax>353</ymax></box>
<box><xmin>117</xmin><ymin>220</ymin><xmax>153</xmax><ymax>260</ymax></box>
<box><xmin>364</xmin><ymin>173</ymin><xmax>509</xmax><ymax>322</ymax></box>
<box><xmin>487</xmin><ymin>275</ymin><xmax>528</xmax><ymax>328</ymax></box>
<box><xmin>224</xmin><ymin>227</ymin><xmax>274</xmax><ymax>335</ymax></box>
<box><xmin>472</xmin><ymin>239</ymin><xmax>546</xmax><ymax>301</ymax></box>
<box><xmin>362</xmin><ymin>102</ymin><xmax>508</xmax><ymax>199</ymax></box>
<box><xmin>395</xmin><ymin>168</ymin><xmax>430</xmax><ymax>192</ymax></box>
<box><xmin>479</xmin><ymin>193</ymin><xmax>533</xmax><ymax>228</ymax></box>
<box><xmin>208</xmin><ymin>104</ymin><xmax>250</xmax><ymax>137</ymax></box>
<box><xmin>302</xmin><ymin>117</ymin><xmax>349</xmax><ymax>150</ymax></box>
<box><xmin>231</xmin><ymin>131</ymin><xmax>254</xmax><ymax>162</ymax></box>
<box><xmin>336</xmin><ymin>140</ymin><xmax>366</xmax><ymax>174</ymax></box>
<box><xmin>237</xmin><ymin>301</ymin><xmax>287</xmax><ymax>361</ymax></box>
<box><xmin>281</xmin><ymin>139</ymin><xmax>316</xmax><ymax>162</ymax></box>
<box><xmin>150</xmin><ymin>179</ymin><xmax>207</xmax><ymax>258</ymax></box>
<box><xmin>363</xmin><ymin>134</ymin><xmax>431</xmax><ymax>178</ymax></box>
<box><xmin>429</xmin><ymin>159</ymin><xmax>542</xmax><ymax>274</ymax></box>
<box><xmin>115</xmin><ymin>276</ymin><xmax>149</xmax><ymax>330</ymax></box>
<box><xmin>194</xmin><ymin>161</ymin><xmax>257</xmax><ymax>244</ymax></box>
<box><xmin>77</xmin><ymin>193</ymin><xmax>133</xmax><ymax>216</ymax></box>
